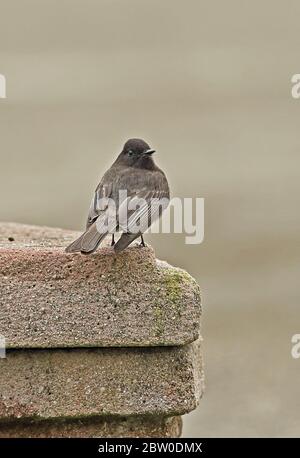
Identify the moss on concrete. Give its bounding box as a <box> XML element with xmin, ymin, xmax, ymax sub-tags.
<box><xmin>162</xmin><ymin>267</ymin><xmax>201</xmax><ymax>317</ymax></box>
<box><xmin>153</xmin><ymin>306</ymin><xmax>164</xmax><ymax>337</ymax></box>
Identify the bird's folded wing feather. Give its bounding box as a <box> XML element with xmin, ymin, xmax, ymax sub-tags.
<box><xmin>86</xmin><ymin>181</ymin><xmax>113</xmax><ymax>229</ymax></box>
<box><xmin>118</xmin><ymin>188</ymin><xmax>169</xmax><ymax>234</ymax></box>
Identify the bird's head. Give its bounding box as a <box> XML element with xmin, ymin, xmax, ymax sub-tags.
<box><xmin>117</xmin><ymin>138</ymin><xmax>156</xmax><ymax>168</ymax></box>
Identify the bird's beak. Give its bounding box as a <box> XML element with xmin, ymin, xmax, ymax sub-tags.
<box><xmin>144</xmin><ymin>149</ymin><xmax>156</xmax><ymax>156</ymax></box>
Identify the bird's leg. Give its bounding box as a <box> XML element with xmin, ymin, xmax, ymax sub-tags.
<box><xmin>140</xmin><ymin>234</ymin><xmax>146</xmax><ymax>247</ymax></box>
<box><xmin>111</xmin><ymin>234</ymin><xmax>115</xmax><ymax>246</ymax></box>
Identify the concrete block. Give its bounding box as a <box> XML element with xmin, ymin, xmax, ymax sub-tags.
<box><xmin>0</xmin><ymin>223</ymin><xmax>201</xmax><ymax>348</ymax></box>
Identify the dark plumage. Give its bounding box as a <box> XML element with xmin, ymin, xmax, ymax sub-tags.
<box><xmin>66</xmin><ymin>138</ymin><xmax>170</xmax><ymax>254</ymax></box>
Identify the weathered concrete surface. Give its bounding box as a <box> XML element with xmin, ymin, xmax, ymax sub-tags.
<box><xmin>0</xmin><ymin>342</ymin><xmax>203</xmax><ymax>421</ymax></box>
<box><xmin>0</xmin><ymin>223</ymin><xmax>201</xmax><ymax>348</ymax></box>
<box><xmin>0</xmin><ymin>416</ymin><xmax>182</xmax><ymax>438</ymax></box>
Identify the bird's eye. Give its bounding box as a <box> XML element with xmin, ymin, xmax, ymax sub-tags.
<box><xmin>128</xmin><ymin>150</ymin><xmax>133</xmax><ymax>156</ymax></box>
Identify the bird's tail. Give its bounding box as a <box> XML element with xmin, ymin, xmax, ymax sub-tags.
<box><xmin>113</xmin><ymin>233</ymin><xmax>140</xmax><ymax>254</ymax></box>
<box><xmin>65</xmin><ymin>222</ymin><xmax>108</xmax><ymax>254</ymax></box>
<box><xmin>65</xmin><ymin>232</ymin><xmax>86</xmax><ymax>253</ymax></box>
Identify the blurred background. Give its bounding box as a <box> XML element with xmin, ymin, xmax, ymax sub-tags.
<box><xmin>1</xmin><ymin>0</ymin><xmax>300</xmax><ymax>437</ymax></box>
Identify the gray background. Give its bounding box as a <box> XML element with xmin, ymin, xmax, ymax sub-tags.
<box><xmin>0</xmin><ymin>0</ymin><xmax>299</xmax><ymax>437</ymax></box>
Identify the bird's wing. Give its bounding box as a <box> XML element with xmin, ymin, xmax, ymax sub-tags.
<box><xmin>118</xmin><ymin>173</ymin><xmax>169</xmax><ymax>233</ymax></box>
<box><xmin>113</xmin><ymin>185</ymin><xmax>169</xmax><ymax>254</ymax></box>
<box><xmin>86</xmin><ymin>180</ymin><xmax>113</xmax><ymax>229</ymax></box>
<box><xmin>118</xmin><ymin>187</ymin><xmax>170</xmax><ymax>235</ymax></box>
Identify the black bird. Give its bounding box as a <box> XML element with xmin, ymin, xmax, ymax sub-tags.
<box><xmin>66</xmin><ymin>138</ymin><xmax>170</xmax><ymax>254</ymax></box>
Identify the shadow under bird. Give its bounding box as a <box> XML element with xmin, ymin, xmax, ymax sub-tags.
<box><xmin>66</xmin><ymin>138</ymin><xmax>170</xmax><ymax>254</ymax></box>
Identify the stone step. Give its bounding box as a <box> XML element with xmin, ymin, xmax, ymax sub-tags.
<box><xmin>0</xmin><ymin>415</ymin><xmax>182</xmax><ymax>438</ymax></box>
<box><xmin>0</xmin><ymin>223</ymin><xmax>201</xmax><ymax>348</ymax></box>
<box><xmin>0</xmin><ymin>222</ymin><xmax>204</xmax><ymax>438</ymax></box>
<box><xmin>0</xmin><ymin>341</ymin><xmax>203</xmax><ymax>420</ymax></box>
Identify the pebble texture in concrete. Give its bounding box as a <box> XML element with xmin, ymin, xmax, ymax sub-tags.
<box><xmin>0</xmin><ymin>223</ymin><xmax>201</xmax><ymax>348</ymax></box>
<box><xmin>0</xmin><ymin>416</ymin><xmax>182</xmax><ymax>438</ymax></box>
<box><xmin>0</xmin><ymin>342</ymin><xmax>203</xmax><ymax>421</ymax></box>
